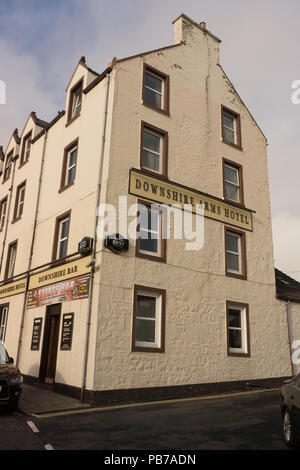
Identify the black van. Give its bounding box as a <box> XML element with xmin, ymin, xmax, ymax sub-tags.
<box><xmin>0</xmin><ymin>342</ymin><xmax>22</xmax><ymax>411</ymax></box>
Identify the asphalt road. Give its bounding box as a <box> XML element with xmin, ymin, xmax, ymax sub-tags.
<box><xmin>23</xmin><ymin>389</ymin><xmax>291</xmax><ymax>451</ymax></box>
<box><xmin>0</xmin><ymin>406</ymin><xmax>43</xmax><ymax>450</ymax></box>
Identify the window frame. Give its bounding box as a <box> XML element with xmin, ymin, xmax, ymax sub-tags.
<box><xmin>226</xmin><ymin>301</ymin><xmax>250</xmax><ymax>357</ymax></box>
<box><xmin>135</xmin><ymin>199</ymin><xmax>166</xmax><ymax>263</ymax></box>
<box><xmin>3</xmin><ymin>150</ymin><xmax>14</xmax><ymax>183</ymax></box>
<box><xmin>66</xmin><ymin>78</ymin><xmax>83</xmax><ymax>126</ymax></box>
<box><xmin>140</xmin><ymin>121</ymin><xmax>168</xmax><ymax>178</ymax></box>
<box><xmin>4</xmin><ymin>240</ymin><xmax>18</xmax><ymax>280</ymax></box>
<box><xmin>0</xmin><ymin>196</ymin><xmax>8</xmax><ymax>231</ymax></box>
<box><xmin>222</xmin><ymin>158</ymin><xmax>244</xmax><ymax>207</ymax></box>
<box><xmin>132</xmin><ymin>285</ymin><xmax>166</xmax><ymax>353</ymax></box>
<box><xmin>12</xmin><ymin>180</ymin><xmax>26</xmax><ymax>223</ymax></box>
<box><xmin>19</xmin><ymin>130</ymin><xmax>32</xmax><ymax>167</ymax></box>
<box><xmin>142</xmin><ymin>64</ymin><xmax>170</xmax><ymax>115</ymax></box>
<box><xmin>52</xmin><ymin>210</ymin><xmax>71</xmax><ymax>263</ymax></box>
<box><xmin>59</xmin><ymin>138</ymin><xmax>79</xmax><ymax>192</ymax></box>
<box><xmin>221</xmin><ymin>105</ymin><xmax>242</xmax><ymax>149</ymax></box>
<box><xmin>224</xmin><ymin>227</ymin><xmax>247</xmax><ymax>280</ymax></box>
<box><xmin>0</xmin><ymin>303</ymin><xmax>9</xmax><ymax>342</ymax></box>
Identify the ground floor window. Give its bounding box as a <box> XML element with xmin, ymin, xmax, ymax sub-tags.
<box><xmin>226</xmin><ymin>301</ymin><xmax>250</xmax><ymax>357</ymax></box>
<box><xmin>0</xmin><ymin>304</ymin><xmax>9</xmax><ymax>342</ymax></box>
<box><xmin>132</xmin><ymin>285</ymin><xmax>166</xmax><ymax>352</ymax></box>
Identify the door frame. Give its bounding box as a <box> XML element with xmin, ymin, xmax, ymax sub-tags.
<box><xmin>39</xmin><ymin>304</ymin><xmax>61</xmax><ymax>384</ymax></box>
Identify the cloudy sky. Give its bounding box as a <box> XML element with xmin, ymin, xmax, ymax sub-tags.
<box><xmin>0</xmin><ymin>0</ymin><xmax>299</xmax><ymax>279</ymax></box>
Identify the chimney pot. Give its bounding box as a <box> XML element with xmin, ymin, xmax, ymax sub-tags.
<box><xmin>199</xmin><ymin>22</ymin><xmax>206</xmax><ymax>30</ymax></box>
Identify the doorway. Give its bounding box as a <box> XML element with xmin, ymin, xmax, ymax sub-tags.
<box><xmin>39</xmin><ymin>304</ymin><xmax>61</xmax><ymax>384</ymax></box>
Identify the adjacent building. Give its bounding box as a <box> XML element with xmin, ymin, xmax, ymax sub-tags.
<box><xmin>0</xmin><ymin>14</ymin><xmax>297</xmax><ymax>404</ymax></box>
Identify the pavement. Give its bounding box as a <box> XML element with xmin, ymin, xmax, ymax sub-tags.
<box><xmin>19</xmin><ymin>384</ymin><xmax>90</xmax><ymax>415</ymax></box>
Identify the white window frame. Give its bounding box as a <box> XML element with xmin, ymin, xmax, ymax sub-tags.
<box><xmin>224</xmin><ymin>163</ymin><xmax>240</xmax><ymax>203</ymax></box>
<box><xmin>7</xmin><ymin>244</ymin><xmax>17</xmax><ymax>279</ymax></box>
<box><xmin>65</xmin><ymin>145</ymin><xmax>77</xmax><ymax>186</ymax></box>
<box><xmin>23</xmin><ymin>134</ymin><xmax>31</xmax><ymax>162</ymax></box>
<box><xmin>135</xmin><ymin>290</ymin><xmax>162</xmax><ymax>349</ymax></box>
<box><xmin>226</xmin><ymin>231</ymin><xmax>242</xmax><ymax>275</ymax></box>
<box><xmin>138</xmin><ymin>205</ymin><xmax>162</xmax><ymax>258</ymax></box>
<box><xmin>57</xmin><ymin>216</ymin><xmax>70</xmax><ymax>260</ymax></box>
<box><xmin>16</xmin><ymin>184</ymin><xmax>26</xmax><ymax>219</ymax></box>
<box><xmin>223</xmin><ymin>110</ymin><xmax>237</xmax><ymax>145</ymax></box>
<box><xmin>227</xmin><ymin>305</ymin><xmax>248</xmax><ymax>355</ymax></box>
<box><xmin>144</xmin><ymin>70</ymin><xmax>164</xmax><ymax>109</ymax></box>
<box><xmin>71</xmin><ymin>87</ymin><xmax>82</xmax><ymax>120</ymax></box>
<box><xmin>0</xmin><ymin>198</ymin><xmax>7</xmax><ymax>230</ymax></box>
<box><xmin>4</xmin><ymin>152</ymin><xmax>13</xmax><ymax>180</ymax></box>
<box><xmin>0</xmin><ymin>306</ymin><xmax>8</xmax><ymax>342</ymax></box>
<box><xmin>142</xmin><ymin>128</ymin><xmax>163</xmax><ymax>175</ymax></box>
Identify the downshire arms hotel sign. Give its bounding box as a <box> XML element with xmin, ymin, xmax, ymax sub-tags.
<box><xmin>129</xmin><ymin>169</ymin><xmax>253</xmax><ymax>231</ymax></box>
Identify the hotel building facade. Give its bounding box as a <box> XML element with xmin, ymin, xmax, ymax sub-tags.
<box><xmin>0</xmin><ymin>15</ymin><xmax>297</xmax><ymax>403</ymax></box>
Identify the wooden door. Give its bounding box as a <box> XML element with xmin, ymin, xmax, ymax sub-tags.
<box><xmin>39</xmin><ymin>304</ymin><xmax>61</xmax><ymax>384</ymax></box>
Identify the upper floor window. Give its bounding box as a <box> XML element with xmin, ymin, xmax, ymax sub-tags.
<box><xmin>67</xmin><ymin>79</ymin><xmax>83</xmax><ymax>124</ymax></box>
<box><xmin>225</xmin><ymin>227</ymin><xmax>247</xmax><ymax>280</ymax></box>
<box><xmin>59</xmin><ymin>139</ymin><xmax>78</xmax><ymax>192</ymax></box>
<box><xmin>0</xmin><ymin>304</ymin><xmax>8</xmax><ymax>342</ymax></box>
<box><xmin>136</xmin><ymin>201</ymin><xmax>166</xmax><ymax>262</ymax></box>
<box><xmin>0</xmin><ymin>197</ymin><xmax>7</xmax><ymax>231</ymax></box>
<box><xmin>13</xmin><ymin>181</ymin><xmax>26</xmax><ymax>222</ymax></box>
<box><xmin>141</xmin><ymin>122</ymin><xmax>168</xmax><ymax>177</ymax></box>
<box><xmin>223</xmin><ymin>159</ymin><xmax>244</xmax><ymax>205</ymax></box>
<box><xmin>143</xmin><ymin>65</ymin><xmax>169</xmax><ymax>114</ymax></box>
<box><xmin>221</xmin><ymin>106</ymin><xmax>241</xmax><ymax>148</ymax></box>
<box><xmin>52</xmin><ymin>211</ymin><xmax>71</xmax><ymax>262</ymax></box>
<box><xmin>20</xmin><ymin>131</ymin><xmax>32</xmax><ymax>166</ymax></box>
<box><xmin>3</xmin><ymin>150</ymin><xmax>13</xmax><ymax>182</ymax></box>
<box><xmin>5</xmin><ymin>240</ymin><xmax>17</xmax><ymax>280</ymax></box>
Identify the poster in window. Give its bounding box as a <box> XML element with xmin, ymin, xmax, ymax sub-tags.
<box><xmin>60</xmin><ymin>313</ymin><xmax>74</xmax><ymax>351</ymax></box>
<box><xmin>31</xmin><ymin>318</ymin><xmax>43</xmax><ymax>351</ymax></box>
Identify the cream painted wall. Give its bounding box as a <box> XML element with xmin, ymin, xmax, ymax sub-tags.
<box><xmin>93</xmin><ymin>17</ymin><xmax>292</xmax><ymax>391</ymax></box>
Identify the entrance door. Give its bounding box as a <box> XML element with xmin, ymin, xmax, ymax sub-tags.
<box><xmin>39</xmin><ymin>304</ymin><xmax>61</xmax><ymax>384</ymax></box>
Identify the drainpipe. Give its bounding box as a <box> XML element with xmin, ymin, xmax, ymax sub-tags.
<box><xmin>285</xmin><ymin>300</ymin><xmax>295</xmax><ymax>377</ymax></box>
<box><xmin>80</xmin><ymin>72</ymin><xmax>111</xmax><ymax>402</ymax></box>
<box><xmin>16</xmin><ymin>128</ymin><xmax>48</xmax><ymax>367</ymax></box>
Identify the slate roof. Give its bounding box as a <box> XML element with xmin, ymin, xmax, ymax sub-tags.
<box><xmin>275</xmin><ymin>268</ymin><xmax>300</xmax><ymax>303</ymax></box>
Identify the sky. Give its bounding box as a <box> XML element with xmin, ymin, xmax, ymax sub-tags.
<box><xmin>0</xmin><ymin>0</ymin><xmax>299</xmax><ymax>279</ymax></box>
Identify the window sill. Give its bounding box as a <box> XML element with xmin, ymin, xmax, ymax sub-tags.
<box><xmin>18</xmin><ymin>160</ymin><xmax>29</xmax><ymax>169</ymax></box>
<box><xmin>65</xmin><ymin>113</ymin><xmax>81</xmax><ymax>128</ymax></box>
<box><xmin>227</xmin><ymin>351</ymin><xmax>250</xmax><ymax>358</ymax></box>
<box><xmin>222</xmin><ymin>139</ymin><xmax>243</xmax><ymax>151</ymax></box>
<box><xmin>140</xmin><ymin>167</ymin><xmax>169</xmax><ymax>181</ymax></box>
<box><xmin>226</xmin><ymin>271</ymin><xmax>247</xmax><ymax>281</ymax></box>
<box><xmin>132</xmin><ymin>345</ymin><xmax>164</xmax><ymax>353</ymax></box>
<box><xmin>58</xmin><ymin>181</ymin><xmax>75</xmax><ymax>193</ymax></box>
<box><xmin>223</xmin><ymin>197</ymin><xmax>245</xmax><ymax>209</ymax></box>
<box><xmin>136</xmin><ymin>251</ymin><xmax>166</xmax><ymax>263</ymax></box>
<box><xmin>11</xmin><ymin>217</ymin><xmax>22</xmax><ymax>225</ymax></box>
<box><xmin>142</xmin><ymin>100</ymin><xmax>170</xmax><ymax>117</ymax></box>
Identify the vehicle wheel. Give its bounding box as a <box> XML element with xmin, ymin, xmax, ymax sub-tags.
<box><xmin>283</xmin><ymin>409</ymin><xmax>299</xmax><ymax>448</ymax></box>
